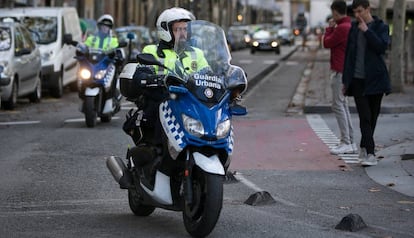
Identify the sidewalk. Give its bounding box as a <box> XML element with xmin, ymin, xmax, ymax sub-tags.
<box><xmin>299</xmin><ymin>47</ymin><xmax>414</xmax><ymax>197</ymax></box>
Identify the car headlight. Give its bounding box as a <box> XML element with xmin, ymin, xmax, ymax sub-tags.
<box><xmin>252</xmin><ymin>41</ymin><xmax>259</xmax><ymax>47</ymax></box>
<box><xmin>0</xmin><ymin>61</ymin><xmax>10</xmax><ymax>76</ymax></box>
<box><xmin>41</xmin><ymin>51</ymin><xmax>52</xmax><ymax>61</ymax></box>
<box><xmin>271</xmin><ymin>41</ymin><xmax>278</xmax><ymax>47</ymax></box>
<box><xmin>95</xmin><ymin>69</ymin><xmax>107</xmax><ymax>80</ymax></box>
<box><xmin>216</xmin><ymin>119</ymin><xmax>231</xmax><ymax>139</ymax></box>
<box><xmin>79</xmin><ymin>69</ymin><xmax>91</xmax><ymax>80</ymax></box>
<box><xmin>182</xmin><ymin>114</ymin><xmax>204</xmax><ymax>137</ymax></box>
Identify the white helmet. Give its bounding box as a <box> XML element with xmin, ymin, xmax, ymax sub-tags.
<box><xmin>97</xmin><ymin>14</ymin><xmax>114</xmax><ymax>28</ymax></box>
<box><xmin>156</xmin><ymin>7</ymin><xmax>194</xmax><ymax>43</ymax></box>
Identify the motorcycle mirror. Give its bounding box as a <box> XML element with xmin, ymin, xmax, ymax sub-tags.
<box><xmin>63</xmin><ymin>33</ymin><xmax>77</xmax><ymax>46</ymax></box>
<box><xmin>229</xmin><ymin>103</ymin><xmax>248</xmax><ymax>116</ymax></box>
<box><xmin>136</xmin><ymin>53</ymin><xmax>161</xmax><ymax>66</ymax></box>
<box><xmin>137</xmin><ymin>53</ymin><xmax>180</xmax><ymax>78</ymax></box>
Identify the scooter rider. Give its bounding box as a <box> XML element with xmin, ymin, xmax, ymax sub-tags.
<box><xmin>84</xmin><ymin>14</ymin><xmax>123</xmax><ymax>110</ymax></box>
<box><xmin>123</xmin><ymin>7</ymin><xmax>210</xmax><ymax>145</ymax></box>
<box><xmin>84</xmin><ymin>14</ymin><xmax>119</xmax><ymax>50</ymax></box>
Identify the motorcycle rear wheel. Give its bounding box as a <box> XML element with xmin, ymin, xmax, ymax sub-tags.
<box><xmin>128</xmin><ymin>188</ymin><xmax>155</xmax><ymax>216</ymax></box>
<box><xmin>183</xmin><ymin>169</ymin><xmax>223</xmax><ymax>237</ymax></box>
<box><xmin>84</xmin><ymin>96</ymin><xmax>97</xmax><ymax>128</ymax></box>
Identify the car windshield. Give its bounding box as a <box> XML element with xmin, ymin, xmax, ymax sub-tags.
<box><xmin>21</xmin><ymin>16</ymin><xmax>58</xmax><ymax>44</ymax></box>
<box><xmin>253</xmin><ymin>30</ymin><xmax>271</xmax><ymax>39</ymax></box>
<box><xmin>0</xmin><ymin>27</ymin><xmax>11</xmax><ymax>51</ymax></box>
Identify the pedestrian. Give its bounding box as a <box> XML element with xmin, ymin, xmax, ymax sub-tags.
<box><xmin>342</xmin><ymin>0</ymin><xmax>391</xmax><ymax>166</ymax></box>
<box><xmin>323</xmin><ymin>0</ymin><xmax>356</xmax><ymax>155</ymax></box>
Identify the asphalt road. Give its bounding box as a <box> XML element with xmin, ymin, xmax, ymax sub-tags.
<box><xmin>0</xmin><ymin>44</ymin><xmax>413</xmax><ymax>238</ymax></box>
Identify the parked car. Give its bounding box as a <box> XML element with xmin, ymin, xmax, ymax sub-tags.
<box><xmin>277</xmin><ymin>26</ymin><xmax>295</xmax><ymax>46</ymax></box>
<box><xmin>0</xmin><ymin>7</ymin><xmax>83</xmax><ymax>98</ymax></box>
<box><xmin>226</xmin><ymin>26</ymin><xmax>248</xmax><ymax>51</ymax></box>
<box><xmin>250</xmin><ymin>29</ymin><xmax>280</xmax><ymax>54</ymax></box>
<box><xmin>0</xmin><ymin>18</ymin><xmax>42</xmax><ymax>110</ymax></box>
<box><xmin>115</xmin><ymin>25</ymin><xmax>154</xmax><ymax>62</ymax></box>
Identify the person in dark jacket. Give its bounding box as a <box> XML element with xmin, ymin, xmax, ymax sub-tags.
<box><xmin>342</xmin><ymin>0</ymin><xmax>391</xmax><ymax>166</ymax></box>
<box><xmin>323</xmin><ymin>0</ymin><xmax>356</xmax><ymax>155</ymax></box>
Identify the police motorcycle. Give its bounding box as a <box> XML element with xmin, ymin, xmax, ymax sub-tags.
<box><xmin>106</xmin><ymin>20</ymin><xmax>247</xmax><ymax>237</ymax></box>
<box><xmin>63</xmin><ymin>34</ymin><xmax>127</xmax><ymax>128</ymax></box>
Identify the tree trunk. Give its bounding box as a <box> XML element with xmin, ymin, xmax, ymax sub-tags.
<box><xmin>378</xmin><ymin>0</ymin><xmax>388</xmax><ymax>22</ymax></box>
<box><xmin>390</xmin><ymin>0</ymin><xmax>406</xmax><ymax>93</ymax></box>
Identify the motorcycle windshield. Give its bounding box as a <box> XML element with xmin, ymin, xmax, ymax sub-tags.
<box><xmin>173</xmin><ymin>20</ymin><xmax>232</xmax><ymax>105</ymax></box>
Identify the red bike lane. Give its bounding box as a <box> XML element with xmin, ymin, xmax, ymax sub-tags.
<box><xmin>230</xmin><ymin>118</ymin><xmax>348</xmax><ymax>171</ymax></box>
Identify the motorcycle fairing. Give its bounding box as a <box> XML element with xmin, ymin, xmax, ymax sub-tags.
<box><xmin>159</xmin><ymin>101</ymin><xmax>186</xmax><ymax>153</ymax></box>
<box><xmin>140</xmin><ymin>170</ymin><xmax>173</xmax><ymax>205</ymax></box>
<box><xmin>85</xmin><ymin>87</ymin><xmax>100</xmax><ymax>96</ymax></box>
<box><xmin>192</xmin><ymin>152</ymin><xmax>225</xmax><ymax>175</ymax></box>
<box><xmin>159</xmin><ymin>99</ymin><xmax>235</xmax><ymax>160</ymax></box>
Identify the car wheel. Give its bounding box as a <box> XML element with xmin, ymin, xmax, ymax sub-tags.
<box><xmin>50</xmin><ymin>71</ymin><xmax>64</xmax><ymax>98</ymax></box>
<box><xmin>250</xmin><ymin>49</ymin><xmax>255</xmax><ymax>54</ymax></box>
<box><xmin>29</xmin><ymin>77</ymin><xmax>42</xmax><ymax>103</ymax></box>
<box><xmin>3</xmin><ymin>79</ymin><xmax>18</xmax><ymax>110</ymax></box>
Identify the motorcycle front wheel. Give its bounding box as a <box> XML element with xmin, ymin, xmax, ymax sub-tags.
<box><xmin>183</xmin><ymin>168</ymin><xmax>223</xmax><ymax>237</ymax></box>
<box><xmin>128</xmin><ymin>188</ymin><xmax>155</xmax><ymax>216</ymax></box>
<box><xmin>84</xmin><ymin>96</ymin><xmax>97</xmax><ymax>128</ymax></box>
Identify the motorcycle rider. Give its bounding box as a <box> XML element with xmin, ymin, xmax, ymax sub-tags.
<box><xmin>84</xmin><ymin>14</ymin><xmax>119</xmax><ymax>50</ymax></box>
<box><xmin>83</xmin><ymin>14</ymin><xmax>123</xmax><ymax>110</ymax></box>
<box><xmin>123</xmin><ymin>7</ymin><xmax>210</xmax><ymax>145</ymax></box>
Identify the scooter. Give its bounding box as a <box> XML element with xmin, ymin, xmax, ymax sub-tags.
<box><xmin>107</xmin><ymin>20</ymin><xmax>248</xmax><ymax>237</ymax></box>
<box><xmin>64</xmin><ymin>34</ymin><xmax>126</xmax><ymax>127</ymax></box>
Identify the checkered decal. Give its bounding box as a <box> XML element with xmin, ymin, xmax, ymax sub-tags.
<box><xmin>159</xmin><ymin>101</ymin><xmax>186</xmax><ymax>152</ymax></box>
<box><xmin>228</xmin><ymin>126</ymin><xmax>234</xmax><ymax>155</ymax></box>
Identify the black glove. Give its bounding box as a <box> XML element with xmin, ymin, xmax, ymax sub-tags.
<box><xmin>122</xmin><ymin>109</ymin><xmax>143</xmax><ymax>144</ymax></box>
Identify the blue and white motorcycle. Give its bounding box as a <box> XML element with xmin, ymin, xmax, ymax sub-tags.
<box><xmin>107</xmin><ymin>20</ymin><xmax>247</xmax><ymax>237</ymax></box>
<box><xmin>64</xmin><ymin>34</ymin><xmax>126</xmax><ymax>127</ymax></box>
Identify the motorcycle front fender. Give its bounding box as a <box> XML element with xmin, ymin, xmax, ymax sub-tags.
<box><xmin>85</xmin><ymin>87</ymin><xmax>100</xmax><ymax>96</ymax></box>
<box><xmin>193</xmin><ymin>152</ymin><xmax>225</xmax><ymax>175</ymax></box>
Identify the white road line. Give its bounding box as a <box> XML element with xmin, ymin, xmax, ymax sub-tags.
<box><xmin>0</xmin><ymin>120</ymin><xmax>40</xmax><ymax>126</ymax></box>
<box><xmin>306</xmin><ymin>114</ymin><xmax>358</xmax><ymax>164</ymax></box>
<box><xmin>233</xmin><ymin>172</ymin><xmax>299</xmax><ymax>207</ymax></box>
<box><xmin>64</xmin><ymin>117</ymin><xmax>120</xmax><ymax>124</ymax></box>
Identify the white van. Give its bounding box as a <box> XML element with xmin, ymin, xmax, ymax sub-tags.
<box><xmin>0</xmin><ymin>7</ymin><xmax>82</xmax><ymax>98</ymax></box>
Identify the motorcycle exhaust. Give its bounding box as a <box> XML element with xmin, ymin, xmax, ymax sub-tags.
<box><xmin>106</xmin><ymin>156</ymin><xmax>132</xmax><ymax>189</ymax></box>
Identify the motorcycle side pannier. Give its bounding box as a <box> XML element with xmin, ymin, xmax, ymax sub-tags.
<box><xmin>119</xmin><ymin>63</ymin><xmax>142</xmax><ymax>99</ymax></box>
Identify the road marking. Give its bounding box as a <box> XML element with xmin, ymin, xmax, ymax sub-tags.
<box><xmin>233</xmin><ymin>172</ymin><xmax>299</xmax><ymax>207</ymax></box>
<box><xmin>63</xmin><ymin>117</ymin><xmax>120</xmax><ymax>124</ymax></box>
<box><xmin>306</xmin><ymin>114</ymin><xmax>359</xmax><ymax>164</ymax></box>
<box><xmin>238</xmin><ymin>59</ymin><xmax>253</xmax><ymax>64</ymax></box>
<box><xmin>0</xmin><ymin>120</ymin><xmax>40</xmax><ymax>126</ymax></box>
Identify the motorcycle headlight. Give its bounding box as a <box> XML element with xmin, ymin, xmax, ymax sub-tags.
<box><xmin>79</xmin><ymin>69</ymin><xmax>91</xmax><ymax>80</ymax></box>
<box><xmin>216</xmin><ymin>119</ymin><xmax>231</xmax><ymax>139</ymax></box>
<box><xmin>95</xmin><ymin>69</ymin><xmax>107</xmax><ymax>80</ymax></box>
<box><xmin>182</xmin><ymin>114</ymin><xmax>204</xmax><ymax>137</ymax></box>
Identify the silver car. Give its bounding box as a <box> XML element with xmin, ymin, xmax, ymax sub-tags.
<box><xmin>0</xmin><ymin>18</ymin><xmax>42</xmax><ymax>110</ymax></box>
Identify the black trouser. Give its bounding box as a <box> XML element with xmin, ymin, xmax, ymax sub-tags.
<box><xmin>351</xmin><ymin>79</ymin><xmax>383</xmax><ymax>155</ymax></box>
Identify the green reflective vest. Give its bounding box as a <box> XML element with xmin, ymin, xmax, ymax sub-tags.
<box><xmin>142</xmin><ymin>44</ymin><xmax>209</xmax><ymax>75</ymax></box>
<box><xmin>84</xmin><ymin>35</ymin><xmax>119</xmax><ymax>50</ymax></box>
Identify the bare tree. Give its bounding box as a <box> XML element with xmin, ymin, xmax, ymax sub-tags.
<box><xmin>390</xmin><ymin>0</ymin><xmax>406</xmax><ymax>92</ymax></box>
<box><xmin>378</xmin><ymin>0</ymin><xmax>388</xmax><ymax>22</ymax></box>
